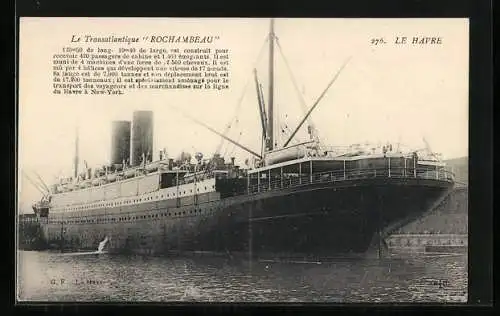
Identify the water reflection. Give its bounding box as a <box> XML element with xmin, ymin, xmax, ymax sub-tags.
<box><xmin>17</xmin><ymin>251</ymin><xmax>467</xmax><ymax>303</ymax></box>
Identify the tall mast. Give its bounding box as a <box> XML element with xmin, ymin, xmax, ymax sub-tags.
<box><xmin>74</xmin><ymin>126</ymin><xmax>79</xmax><ymax>179</ymax></box>
<box><xmin>267</xmin><ymin>18</ymin><xmax>275</xmax><ymax>151</ymax></box>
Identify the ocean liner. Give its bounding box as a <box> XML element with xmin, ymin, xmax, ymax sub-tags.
<box><xmin>29</xmin><ymin>19</ymin><xmax>454</xmax><ymax>256</ymax></box>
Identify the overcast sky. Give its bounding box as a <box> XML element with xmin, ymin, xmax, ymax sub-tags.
<box><xmin>18</xmin><ymin>18</ymin><xmax>469</xmax><ymax>212</ymax></box>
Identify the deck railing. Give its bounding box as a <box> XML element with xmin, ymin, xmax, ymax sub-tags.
<box><xmin>248</xmin><ymin>167</ymin><xmax>454</xmax><ymax>194</ymax></box>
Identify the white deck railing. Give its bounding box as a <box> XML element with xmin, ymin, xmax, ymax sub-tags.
<box><xmin>248</xmin><ymin>167</ymin><xmax>454</xmax><ymax>194</ymax></box>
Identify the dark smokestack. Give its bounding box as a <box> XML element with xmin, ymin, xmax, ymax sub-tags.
<box><xmin>111</xmin><ymin>121</ymin><xmax>131</xmax><ymax>165</ymax></box>
<box><xmin>131</xmin><ymin>111</ymin><xmax>153</xmax><ymax>166</ymax></box>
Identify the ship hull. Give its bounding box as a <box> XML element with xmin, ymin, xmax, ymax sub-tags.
<box><xmin>39</xmin><ymin>177</ymin><xmax>452</xmax><ymax>256</ymax></box>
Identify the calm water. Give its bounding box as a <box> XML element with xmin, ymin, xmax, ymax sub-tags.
<box><xmin>17</xmin><ymin>250</ymin><xmax>467</xmax><ymax>303</ymax></box>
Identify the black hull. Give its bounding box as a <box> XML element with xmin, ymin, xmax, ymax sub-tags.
<box><xmin>173</xmin><ymin>178</ymin><xmax>451</xmax><ymax>255</ymax></box>
<box><xmin>39</xmin><ymin>177</ymin><xmax>452</xmax><ymax>256</ymax></box>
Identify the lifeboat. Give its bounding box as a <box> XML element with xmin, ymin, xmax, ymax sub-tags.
<box><xmin>58</xmin><ymin>185</ymin><xmax>68</xmax><ymax>192</ymax></box>
<box><xmin>146</xmin><ymin>162</ymin><xmax>159</xmax><ymax>172</ymax></box>
<box><xmin>264</xmin><ymin>142</ymin><xmax>314</xmax><ymax>165</ymax></box>
<box><xmin>107</xmin><ymin>173</ymin><xmax>117</xmax><ymax>182</ymax></box>
<box><xmin>124</xmin><ymin>169</ymin><xmax>135</xmax><ymax>178</ymax></box>
<box><xmin>92</xmin><ymin>178</ymin><xmax>100</xmax><ymax>186</ymax></box>
<box><xmin>80</xmin><ymin>180</ymin><xmax>91</xmax><ymax>188</ymax></box>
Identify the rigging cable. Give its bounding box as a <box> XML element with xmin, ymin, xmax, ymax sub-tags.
<box><xmin>216</xmin><ymin>36</ymin><xmax>270</xmax><ymax>156</ymax></box>
<box><xmin>22</xmin><ymin>170</ymin><xmax>48</xmax><ymax>197</ymax></box>
<box><xmin>275</xmin><ymin>37</ymin><xmax>321</xmax><ymax>145</ymax></box>
<box><xmin>227</xmin><ymin>132</ymin><xmax>244</xmax><ymax>158</ymax></box>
